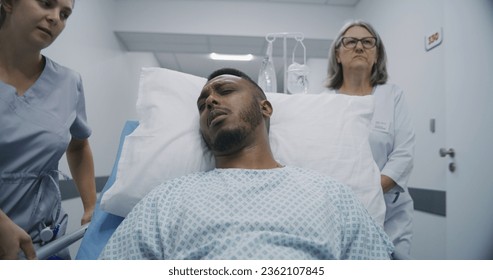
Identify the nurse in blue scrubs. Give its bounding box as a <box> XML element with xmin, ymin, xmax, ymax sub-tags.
<box><xmin>0</xmin><ymin>0</ymin><xmax>96</xmax><ymax>259</ymax></box>
<box><xmin>324</xmin><ymin>20</ymin><xmax>415</xmax><ymax>259</ymax></box>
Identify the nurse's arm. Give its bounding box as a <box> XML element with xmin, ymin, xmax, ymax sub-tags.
<box><xmin>66</xmin><ymin>138</ymin><xmax>97</xmax><ymax>225</ymax></box>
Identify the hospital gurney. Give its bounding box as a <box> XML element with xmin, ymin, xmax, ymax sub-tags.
<box><xmin>74</xmin><ymin>67</ymin><xmax>384</xmax><ymax>259</ymax></box>
<box><xmin>75</xmin><ymin>121</ymin><xmax>137</xmax><ymax>259</ymax></box>
<box><xmin>35</xmin><ymin>223</ymin><xmax>89</xmax><ymax>260</ymax></box>
<box><xmin>30</xmin><ymin>121</ymin><xmax>136</xmax><ymax>260</ymax></box>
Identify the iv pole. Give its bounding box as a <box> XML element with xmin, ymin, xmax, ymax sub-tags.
<box><xmin>265</xmin><ymin>32</ymin><xmax>304</xmax><ymax>93</ymax></box>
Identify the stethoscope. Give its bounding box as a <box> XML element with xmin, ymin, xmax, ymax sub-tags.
<box><xmin>40</xmin><ymin>219</ymin><xmax>64</xmax><ymax>243</ymax></box>
<box><xmin>31</xmin><ymin>170</ymin><xmax>68</xmax><ymax>244</ymax></box>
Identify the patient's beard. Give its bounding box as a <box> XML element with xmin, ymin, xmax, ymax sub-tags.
<box><xmin>206</xmin><ymin>99</ymin><xmax>263</xmax><ymax>154</ymax></box>
<box><xmin>211</xmin><ymin>128</ymin><xmax>248</xmax><ymax>154</ymax></box>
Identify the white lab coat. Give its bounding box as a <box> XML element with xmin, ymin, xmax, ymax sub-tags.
<box><xmin>369</xmin><ymin>84</ymin><xmax>415</xmax><ymax>259</ymax></box>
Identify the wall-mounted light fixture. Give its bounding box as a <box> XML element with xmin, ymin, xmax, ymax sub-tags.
<box><xmin>209</xmin><ymin>52</ymin><xmax>254</xmax><ymax>61</ymax></box>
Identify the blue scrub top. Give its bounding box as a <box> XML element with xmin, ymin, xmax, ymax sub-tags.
<box><xmin>0</xmin><ymin>56</ymin><xmax>91</xmax><ymax>244</ymax></box>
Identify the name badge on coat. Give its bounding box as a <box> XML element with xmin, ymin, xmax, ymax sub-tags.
<box><xmin>371</xmin><ymin>86</ymin><xmax>394</xmax><ymax>134</ymax></box>
<box><xmin>373</xmin><ymin>120</ymin><xmax>390</xmax><ymax>133</ymax></box>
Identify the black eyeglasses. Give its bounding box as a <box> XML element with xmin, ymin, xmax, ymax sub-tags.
<box><xmin>340</xmin><ymin>37</ymin><xmax>377</xmax><ymax>49</ymax></box>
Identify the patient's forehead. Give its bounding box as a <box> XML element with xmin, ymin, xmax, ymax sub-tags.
<box><xmin>201</xmin><ymin>74</ymin><xmax>249</xmax><ymax>95</ymax></box>
<box><xmin>206</xmin><ymin>74</ymin><xmax>242</xmax><ymax>85</ymax></box>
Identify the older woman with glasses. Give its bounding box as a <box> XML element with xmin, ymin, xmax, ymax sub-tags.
<box><xmin>324</xmin><ymin>20</ymin><xmax>416</xmax><ymax>259</ymax></box>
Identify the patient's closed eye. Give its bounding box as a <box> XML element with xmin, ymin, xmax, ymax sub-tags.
<box><xmin>198</xmin><ymin>102</ymin><xmax>205</xmax><ymax>112</ymax></box>
<box><xmin>215</xmin><ymin>85</ymin><xmax>235</xmax><ymax>95</ymax></box>
<box><xmin>197</xmin><ymin>92</ymin><xmax>210</xmax><ymax>111</ymax></box>
<box><xmin>219</xmin><ymin>89</ymin><xmax>233</xmax><ymax>95</ymax></box>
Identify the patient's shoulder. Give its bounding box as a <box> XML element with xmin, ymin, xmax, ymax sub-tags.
<box><xmin>143</xmin><ymin>171</ymin><xmax>209</xmax><ymax>197</ymax></box>
<box><xmin>288</xmin><ymin>166</ymin><xmax>364</xmax><ymax>202</ymax></box>
<box><xmin>287</xmin><ymin>166</ymin><xmax>344</xmax><ymax>185</ymax></box>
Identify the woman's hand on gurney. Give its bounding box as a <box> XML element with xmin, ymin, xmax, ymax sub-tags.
<box><xmin>0</xmin><ymin>210</ymin><xmax>37</xmax><ymax>260</ymax></box>
<box><xmin>81</xmin><ymin>207</ymin><xmax>94</xmax><ymax>226</ymax></box>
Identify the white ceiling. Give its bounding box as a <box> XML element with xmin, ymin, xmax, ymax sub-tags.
<box><xmin>116</xmin><ymin>31</ymin><xmax>332</xmax><ymax>81</ymax></box>
<box><xmin>115</xmin><ymin>0</ymin><xmax>360</xmax><ymax>87</ymax></box>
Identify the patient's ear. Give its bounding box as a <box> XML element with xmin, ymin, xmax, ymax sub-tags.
<box><xmin>260</xmin><ymin>100</ymin><xmax>273</xmax><ymax>118</ymax></box>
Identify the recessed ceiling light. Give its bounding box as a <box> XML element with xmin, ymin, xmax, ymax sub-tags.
<box><xmin>209</xmin><ymin>52</ymin><xmax>254</xmax><ymax>61</ymax></box>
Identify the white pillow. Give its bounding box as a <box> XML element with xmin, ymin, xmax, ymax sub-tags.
<box><xmin>100</xmin><ymin>67</ymin><xmax>385</xmax><ymax>226</ymax></box>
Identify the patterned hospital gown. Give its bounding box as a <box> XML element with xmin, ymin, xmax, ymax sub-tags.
<box><xmin>99</xmin><ymin>167</ymin><xmax>393</xmax><ymax>260</ymax></box>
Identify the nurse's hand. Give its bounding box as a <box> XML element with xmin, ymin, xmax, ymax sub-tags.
<box><xmin>81</xmin><ymin>208</ymin><xmax>94</xmax><ymax>226</ymax></box>
<box><xmin>381</xmin><ymin>174</ymin><xmax>397</xmax><ymax>193</ymax></box>
<box><xmin>0</xmin><ymin>211</ymin><xmax>37</xmax><ymax>260</ymax></box>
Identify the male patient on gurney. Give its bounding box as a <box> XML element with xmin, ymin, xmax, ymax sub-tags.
<box><xmin>99</xmin><ymin>68</ymin><xmax>393</xmax><ymax>260</ymax></box>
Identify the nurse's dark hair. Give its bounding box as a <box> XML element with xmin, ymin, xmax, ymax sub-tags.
<box><xmin>326</xmin><ymin>19</ymin><xmax>388</xmax><ymax>89</ymax></box>
<box><xmin>0</xmin><ymin>1</ymin><xmax>7</xmax><ymax>27</ymax></box>
<box><xmin>207</xmin><ymin>68</ymin><xmax>267</xmax><ymax>101</ymax></box>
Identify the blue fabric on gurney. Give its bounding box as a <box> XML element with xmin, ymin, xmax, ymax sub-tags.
<box><xmin>75</xmin><ymin>121</ymin><xmax>139</xmax><ymax>260</ymax></box>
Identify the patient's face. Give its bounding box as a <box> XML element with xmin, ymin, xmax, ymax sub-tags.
<box><xmin>197</xmin><ymin>75</ymin><xmax>263</xmax><ymax>154</ymax></box>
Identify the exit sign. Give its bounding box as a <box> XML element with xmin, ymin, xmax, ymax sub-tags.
<box><xmin>425</xmin><ymin>28</ymin><xmax>443</xmax><ymax>51</ymax></box>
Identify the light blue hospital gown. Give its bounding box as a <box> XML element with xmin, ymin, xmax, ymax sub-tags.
<box><xmin>0</xmin><ymin>56</ymin><xmax>91</xmax><ymax>255</ymax></box>
<box><xmin>99</xmin><ymin>167</ymin><xmax>393</xmax><ymax>260</ymax></box>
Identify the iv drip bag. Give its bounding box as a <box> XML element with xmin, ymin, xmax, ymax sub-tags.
<box><xmin>258</xmin><ymin>41</ymin><xmax>277</xmax><ymax>93</ymax></box>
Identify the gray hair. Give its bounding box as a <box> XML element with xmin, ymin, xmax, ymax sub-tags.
<box><xmin>326</xmin><ymin>20</ymin><xmax>388</xmax><ymax>89</ymax></box>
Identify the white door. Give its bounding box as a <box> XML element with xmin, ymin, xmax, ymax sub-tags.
<box><xmin>356</xmin><ymin>0</ymin><xmax>493</xmax><ymax>259</ymax></box>
<box><xmin>443</xmin><ymin>0</ymin><xmax>493</xmax><ymax>259</ymax></box>
<box><xmin>409</xmin><ymin>0</ymin><xmax>493</xmax><ymax>260</ymax></box>
<box><xmin>356</xmin><ymin>0</ymin><xmax>450</xmax><ymax>259</ymax></box>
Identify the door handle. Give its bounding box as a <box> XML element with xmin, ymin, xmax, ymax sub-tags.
<box><xmin>440</xmin><ymin>148</ymin><xmax>456</xmax><ymax>172</ymax></box>
<box><xmin>439</xmin><ymin>148</ymin><xmax>455</xmax><ymax>158</ymax></box>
